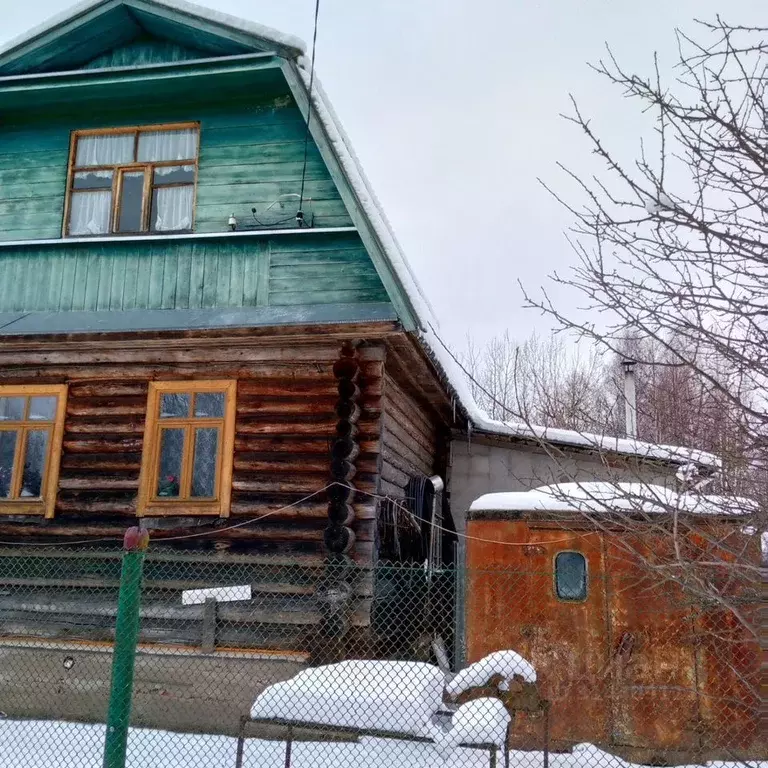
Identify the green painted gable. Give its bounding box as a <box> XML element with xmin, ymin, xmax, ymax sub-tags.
<box><xmin>0</xmin><ymin>0</ymin><xmax>424</xmax><ymax>330</ymax></box>
<box><xmin>0</xmin><ymin>95</ymin><xmax>352</xmax><ymax>242</ymax></box>
<box><xmin>82</xmin><ymin>38</ymin><xmax>209</xmax><ymax>69</ymax></box>
<box><xmin>0</xmin><ymin>0</ymin><xmax>301</xmax><ymax>76</ymax></box>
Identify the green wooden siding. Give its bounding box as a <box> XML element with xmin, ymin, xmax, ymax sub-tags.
<box><xmin>82</xmin><ymin>38</ymin><xmax>209</xmax><ymax>69</ymax></box>
<box><xmin>0</xmin><ymin>95</ymin><xmax>352</xmax><ymax>242</ymax></box>
<box><xmin>0</xmin><ymin>232</ymin><xmax>388</xmax><ymax>313</ymax></box>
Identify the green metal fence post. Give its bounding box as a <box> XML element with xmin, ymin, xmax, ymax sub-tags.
<box><xmin>102</xmin><ymin>527</ymin><xmax>149</xmax><ymax>768</ymax></box>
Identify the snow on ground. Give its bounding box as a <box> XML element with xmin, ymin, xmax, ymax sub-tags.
<box><xmin>2</xmin><ymin>719</ymin><xmax>765</xmax><ymax>768</ymax></box>
<box><xmin>447</xmin><ymin>650</ymin><xmax>536</xmax><ymax>696</ymax></box>
<box><xmin>251</xmin><ymin>660</ymin><xmax>444</xmax><ymax>736</ymax></box>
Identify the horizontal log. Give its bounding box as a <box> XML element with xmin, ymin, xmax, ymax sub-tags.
<box><xmin>229</xmin><ymin>501</ymin><xmax>376</xmax><ymax>521</ymax></box>
<box><xmin>384</xmin><ymin>375</ymin><xmax>439</xmax><ymax>440</ymax></box>
<box><xmin>63</xmin><ymin>438</ymin><xmax>144</xmax><ymax>454</ymax></box>
<box><xmin>357</xmin><ymin>345</ymin><xmax>386</xmax><ymax>362</ymax></box>
<box><xmin>68</xmin><ymin>382</ymin><xmax>149</xmax><ymax>398</ymax></box>
<box><xmin>0</xmin><ymin>344</ymin><xmax>344</xmax><ymax>367</ymax></box>
<box><xmin>0</xmin><ymin>363</ymin><xmax>335</xmax><ymax>381</ymax></box>
<box><xmin>237</xmin><ymin>380</ymin><xmax>338</xmax><ymax>397</ymax></box>
<box><xmin>381</xmin><ymin>430</ymin><xmax>434</xmax><ymax>475</ymax></box>
<box><xmin>381</xmin><ymin>415</ymin><xmax>434</xmax><ymax>470</ymax></box>
<box><xmin>67</xmin><ymin>401</ymin><xmax>146</xmax><ymax>417</ymax></box>
<box><xmin>380</xmin><ymin>459</ymin><xmax>409</xmax><ymax>491</ymax></box>
<box><xmin>383</xmin><ymin>400</ymin><xmax>436</xmax><ymax>458</ymax></box>
<box><xmin>237</xmin><ymin>421</ymin><xmax>335</xmax><ymax>436</ymax></box>
<box><xmin>234</xmin><ymin>456</ymin><xmax>330</xmax><ymax>474</ymax></box>
<box><xmin>228</xmin><ymin>501</ymin><xmax>328</xmax><ymax>519</ymax></box>
<box><xmin>379</xmin><ymin>479</ymin><xmax>405</xmax><ymax>499</ymax></box>
<box><xmin>232</xmin><ymin>477</ymin><xmax>327</xmax><ymax>494</ymax></box>
<box><xmin>61</xmin><ymin>454</ymin><xmax>142</xmax><ymax>471</ymax></box>
<box><xmin>4</xmin><ymin>323</ymin><xmax>397</xmax><ymax>351</ymax></box>
<box><xmin>237</xmin><ymin>399</ymin><xmax>335</xmax><ymax>416</ymax></box>
<box><xmin>54</xmin><ymin>505</ymin><xmax>137</xmax><ymax>518</ymax></box>
<box><xmin>381</xmin><ymin>434</ymin><xmax>433</xmax><ymax>480</ymax></box>
<box><xmin>65</xmin><ymin>420</ymin><xmax>144</xmax><ymax>435</ymax></box>
<box><xmin>234</xmin><ymin>436</ymin><xmax>330</xmax><ymax>454</ymax></box>
<box><xmin>58</xmin><ymin>477</ymin><xmax>139</xmax><ymax>491</ymax></box>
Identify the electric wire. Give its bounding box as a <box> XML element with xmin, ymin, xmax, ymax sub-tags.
<box><xmin>298</xmin><ymin>0</ymin><xmax>321</xmax><ymax>215</ymax></box>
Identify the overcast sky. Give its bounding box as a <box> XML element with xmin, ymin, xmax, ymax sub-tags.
<box><xmin>0</xmin><ymin>0</ymin><xmax>763</xmax><ymax>349</ymax></box>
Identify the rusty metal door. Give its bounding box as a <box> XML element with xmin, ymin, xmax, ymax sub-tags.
<box><xmin>605</xmin><ymin>537</ymin><xmax>702</xmax><ymax>755</ymax></box>
<box><xmin>465</xmin><ymin>523</ymin><xmax>613</xmax><ymax>749</ymax></box>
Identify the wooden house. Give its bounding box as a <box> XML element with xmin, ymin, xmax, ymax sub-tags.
<box><xmin>0</xmin><ymin>0</ymin><xmax>724</xmax><ymax>664</ymax></box>
<box><xmin>0</xmin><ymin>0</ymin><xmax>463</xmax><ymax>655</ymax></box>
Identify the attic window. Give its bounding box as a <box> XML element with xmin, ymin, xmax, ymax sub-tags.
<box><xmin>65</xmin><ymin>123</ymin><xmax>200</xmax><ymax>237</ymax></box>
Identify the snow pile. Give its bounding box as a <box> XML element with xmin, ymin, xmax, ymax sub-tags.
<box><xmin>447</xmin><ymin>650</ymin><xmax>537</xmax><ymax>697</ymax></box>
<box><xmin>250</xmin><ymin>660</ymin><xmax>444</xmax><ymax>736</ymax></box>
<box><xmin>471</xmin><ymin>482</ymin><xmax>756</xmax><ymax>518</ymax></box>
<box><xmin>434</xmin><ymin>698</ymin><xmax>511</xmax><ymax>758</ymax></box>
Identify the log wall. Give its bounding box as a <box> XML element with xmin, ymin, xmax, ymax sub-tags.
<box><xmin>0</xmin><ymin>333</ymin><xmax>386</xmax><ymax>563</ymax></box>
<box><xmin>379</xmin><ymin>373</ymin><xmax>442</xmax><ymax>499</ymax></box>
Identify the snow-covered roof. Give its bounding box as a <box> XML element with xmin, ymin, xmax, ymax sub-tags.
<box><xmin>0</xmin><ymin>0</ymin><xmax>306</xmax><ymax>64</ymax></box>
<box><xmin>470</xmin><ymin>482</ymin><xmax>756</xmax><ymax>517</ymax></box>
<box><xmin>420</xmin><ymin>328</ymin><xmax>722</xmax><ymax>469</ymax></box>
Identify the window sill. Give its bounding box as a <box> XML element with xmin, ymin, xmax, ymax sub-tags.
<box><xmin>138</xmin><ymin>504</ymin><xmax>227</xmax><ymax>518</ymax></box>
<box><xmin>0</xmin><ymin>503</ymin><xmax>50</xmax><ymax>516</ymax></box>
<box><xmin>0</xmin><ymin>227</ymin><xmax>357</xmax><ymax>249</ymax></box>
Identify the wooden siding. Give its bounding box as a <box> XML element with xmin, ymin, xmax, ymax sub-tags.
<box><xmin>0</xmin><ymin>4</ymin><xmax>279</xmax><ymax>76</ymax></box>
<box><xmin>0</xmin><ymin>96</ymin><xmax>352</xmax><ymax>242</ymax></box>
<box><xmin>0</xmin><ymin>232</ymin><xmax>388</xmax><ymax>313</ymax></box>
<box><xmin>82</xmin><ymin>38</ymin><xmax>209</xmax><ymax>69</ymax></box>
<box><xmin>379</xmin><ymin>373</ymin><xmax>440</xmax><ymax>498</ymax></box>
<box><xmin>0</xmin><ymin>336</ymin><xmax>387</xmax><ymax>564</ymax></box>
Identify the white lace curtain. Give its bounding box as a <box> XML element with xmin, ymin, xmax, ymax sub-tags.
<box><xmin>153</xmin><ymin>186</ymin><xmax>194</xmax><ymax>231</ymax></box>
<box><xmin>75</xmin><ymin>134</ymin><xmax>134</xmax><ymax>167</ymax></box>
<box><xmin>69</xmin><ymin>191</ymin><xmax>111</xmax><ymax>235</ymax></box>
<box><xmin>75</xmin><ymin>129</ymin><xmax>198</xmax><ymax>167</ymax></box>
<box><xmin>139</xmin><ymin>129</ymin><xmax>198</xmax><ymax>162</ymax></box>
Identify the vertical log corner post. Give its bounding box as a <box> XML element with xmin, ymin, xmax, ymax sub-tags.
<box><xmin>316</xmin><ymin>340</ymin><xmax>361</xmax><ymax>658</ymax></box>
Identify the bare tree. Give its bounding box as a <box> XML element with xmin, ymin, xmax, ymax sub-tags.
<box><xmin>519</xmin><ymin>17</ymin><xmax>765</xmax><ymax>711</ymax></box>
<box><xmin>463</xmin><ymin>330</ymin><xmax>616</xmax><ymax>429</ymax></box>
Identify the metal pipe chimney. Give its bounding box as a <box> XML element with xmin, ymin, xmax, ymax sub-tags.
<box><xmin>622</xmin><ymin>360</ymin><xmax>638</xmax><ymax>439</ymax></box>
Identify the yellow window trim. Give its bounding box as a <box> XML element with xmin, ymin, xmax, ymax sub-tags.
<box><xmin>138</xmin><ymin>380</ymin><xmax>236</xmax><ymax>518</ymax></box>
<box><xmin>0</xmin><ymin>384</ymin><xmax>68</xmax><ymax>519</ymax></box>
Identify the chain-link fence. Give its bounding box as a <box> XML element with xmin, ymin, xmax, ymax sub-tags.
<box><xmin>0</xmin><ymin>544</ymin><xmax>763</xmax><ymax>768</ymax></box>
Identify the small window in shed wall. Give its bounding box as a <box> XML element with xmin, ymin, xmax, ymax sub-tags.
<box><xmin>555</xmin><ymin>551</ymin><xmax>587</xmax><ymax>601</ymax></box>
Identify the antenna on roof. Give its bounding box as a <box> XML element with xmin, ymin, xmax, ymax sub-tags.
<box><xmin>298</xmin><ymin>0</ymin><xmax>321</xmax><ymax>225</ymax></box>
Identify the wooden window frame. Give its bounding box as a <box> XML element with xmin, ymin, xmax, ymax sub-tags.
<box><xmin>553</xmin><ymin>550</ymin><xmax>589</xmax><ymax>603</ymax></box>
<box><xmin>138</xmin><ymin>381</ymin><xmax>236</xmax><ymax>518</ymax></box>
<box><xmin>63</xmin><ymin>122</ymin><xmax>201</xmax><ymax>238</ymax></box>
<box><xmin>0</xmin><ymin>384</ymin><xmax>68</xmax><ymax>519</ymax></box>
